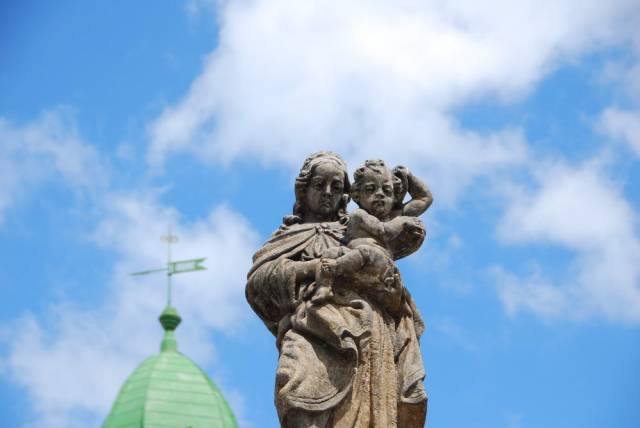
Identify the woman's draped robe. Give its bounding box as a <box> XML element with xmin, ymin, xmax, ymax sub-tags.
<box><xmin>246</xmin><ymin>221</ymin><xmax>427</xmax><ymax>427</ymax></box>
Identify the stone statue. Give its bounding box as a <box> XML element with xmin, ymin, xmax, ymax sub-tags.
<box><xmin>246</xmin><ymin>152</ymin><xmax>433</xmax><ymax>427</ymax></box>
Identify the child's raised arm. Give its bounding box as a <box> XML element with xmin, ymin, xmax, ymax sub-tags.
<box><xmin>393</xmin><ymin>166</ymin><xmax>433</xmax><ymax>217</ymax></box>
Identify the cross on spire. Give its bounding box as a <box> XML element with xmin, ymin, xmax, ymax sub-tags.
<box><xmin>161</xmin><ymin>225</ymin><xmax>179</xmax><ymax>305</ymax></box>
<box><xmin>131</xmin><ymin>225</ymin><xmax>206</xmax><ymax>307</ymax></box>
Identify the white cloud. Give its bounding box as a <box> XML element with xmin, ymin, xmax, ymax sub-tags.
<box><xmin>0</xmin><ymin>109</ymin><xmax>107</xmax><ymax>224</ymax></box>
<box><xmin>601</xmin><ymin>61</ymin><xmax>640</xmax><ymax>99</ymax></box>
<box><xmin>0</xmin><ymin>113</ymin><xmax>260</xmax><ymax>427</ymax></box>
<box><xmin>185</xmin><ymin>0</ymin><xmax>220</xmax><ymax>19</ymax></box>
<box><xmin>597</xmin><ymin>46</ymin><xmax>640</xmax><ymax>155</ymax></box>
<box><xmin>505</xmin><ymin>412</ymin><xmax>524</xmax><ymax>428</ymax></box>
<box><xmin>3</xmin><ymin>1</ymin><xmax>640</xmax><ymax>424</ymax></box>
<box><xmin>496</xmin><ymin>161</ymin><xmax>640</xmax><ymax>323</ymax></box>
<box><xmin>2</xmin><ymin>193</ymin><xmax>259</xmax><ymax>428</ymax></box>
<box><xmin>93</xmin><ymin>193</ymin><xmax>259</xmax><ymax>334</ymax></box>
<box><xmin>148</xmin><ymin>0</ymin><xmax>639</xmax><ymax>202</ymax></box>
<box><xmin>493</xmin><ymin>268</ymin><xmax>571</xmax><ymax>319</ymax></box>
<box><xmin>431</xmin><ymin>317</ymin><xmax>479</xmax><ymax>352</ymax></box>
<box><xmin>599</xmin><ymin>107</ymin><xmax>640</xmax><ymax>155</ymax></box>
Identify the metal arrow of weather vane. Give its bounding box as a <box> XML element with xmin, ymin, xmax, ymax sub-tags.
<box><xmin>131</xmin><ymin>226</ymin><xmax>206</xmax><ymax>306</ymax></box>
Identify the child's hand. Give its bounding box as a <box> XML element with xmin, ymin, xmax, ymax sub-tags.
<box><xmin>393</xmin><ymin>165</ymin><xmax>410</xmax><ymax>179</ymax></box>
<box><xmin>402</xmin><ymin>217</ymin><xmax>423</xmax><ymax>232</ymax></box>
<box><xmin>406</xmin><ymin>219</ymin><xmax>425</xmax><ymax>240</ymax></box>
<box><xmin>392</xmin><ymin>165</ymin><xmax>409</xmax><ymax>205</ymax></box>
<box><xmin>384</xmin><ymin>216</ymin><xmax>407</xmax><ymax>239</ymax></box>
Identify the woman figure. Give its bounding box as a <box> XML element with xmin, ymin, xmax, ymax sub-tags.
<box><xmin>246</xmin><ymin>152</ymin><xmax>427</xmax><ymax>427</ymax></box>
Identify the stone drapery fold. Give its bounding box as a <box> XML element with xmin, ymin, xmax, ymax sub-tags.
<box><xmin>246</xmin><ymin>220</ymin><xmax>427</xmax><ymax>427</ymax></box>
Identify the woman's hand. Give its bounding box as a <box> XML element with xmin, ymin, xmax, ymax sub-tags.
<box><xmin>294</xmin><ymin>260</ymin><xmax>320</xmax><ymax>283</ymax></box>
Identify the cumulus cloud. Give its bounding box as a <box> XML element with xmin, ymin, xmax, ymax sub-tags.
<box><xmin>0</xmin><ymin>114</ymin><xmax>259</xmax><ymax>427</ymax></box>
<box><xmin>0</xmin><ymin>109</ymin><xmax>107</xmax><ymax>224</ymax></box>
<box><xmin>4</xmin><ymin>2</ymin><xmax>640</xmax><ymax>425</ymax></box>
<box><xmin>493</xmin><ymin>268</ymin><xmax>571</xmax><ymax>320</ymax></box>
<box><xmin>2</xmin><ymin>195</ymin><xmax>258</xmax><ymax>428</ymax></box>
<box><xmin>599</xmin><ymin>107</ymin><xmax>640</xmax><ymax>155</ymax></box>
<box><xmin>597</xmin><ymin>45</ymin><xmax>640</xmax><ymax>156</ymax></box>
<box><xmin>495</xmin><ymin>161</ymin><xmax>640</xmax><ymax>322</ymax></box>
<box><xmin>93</xmin><ymin>194</ymin><xmax>259</xmax><ymax>335</ymax></box>
<box><xmin>431</xmin><ymin>317</ymin><xmax>480</xmax><ymax>352</ymax></box>
<box><xmin>184</xmin><ymin>0</ymin><xmax>220</xmax><ymax>19</ymax></box>
<box><xmin>147</xmin><ymin>0</ymin><xmax>640</xmax><ymax>325</ymax></box>
<box><xmin>148</xmin><ymin>0</ymin><xmax>639</xmax><ymax>201</ymax></box>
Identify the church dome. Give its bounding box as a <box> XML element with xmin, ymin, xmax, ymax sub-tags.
<box><xmin>103</xmin><ymin>306</ymin><xmax>238</xmax><ymax>428</ymax></box>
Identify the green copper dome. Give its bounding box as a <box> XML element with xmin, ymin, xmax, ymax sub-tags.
<box><xmin>103</xmin><ymin>307</ymin><xmax>238</xmax><ymax>428</ymax></box>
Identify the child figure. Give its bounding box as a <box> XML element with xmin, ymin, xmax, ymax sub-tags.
<box><xmin>312</xmin><ymin>159</ymin><xmax>433</xmax><ymax>304</ymax></box>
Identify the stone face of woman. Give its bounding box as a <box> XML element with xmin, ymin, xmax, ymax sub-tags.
<box><xmin>304</xmin><ymin>162</ymin><xmax>345</xmax><ymax>222</ymax></box>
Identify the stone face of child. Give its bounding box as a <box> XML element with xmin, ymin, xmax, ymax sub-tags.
<box><xmin>352</xmin><ymin>167</ymin><xmax>395</xmax><ymax>220</ymax></box>
<box><xmin>311</xmin><ymin>160</ymin><xmax>424</xmax><ymax>305</ymax></box>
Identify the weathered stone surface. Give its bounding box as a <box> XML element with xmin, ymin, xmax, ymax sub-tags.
<box><xmin>246</xmin><ymin>152</ymin><xmax>433</xmax><ymax>427</ymax></box>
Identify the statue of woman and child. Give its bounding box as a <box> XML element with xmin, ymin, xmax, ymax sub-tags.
<box><xmin>246</xmin><ymin>151</ymin><xmax>433</xmax><ymax>428</ymax></box>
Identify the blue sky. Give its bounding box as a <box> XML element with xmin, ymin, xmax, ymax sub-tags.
<box><xmin>1</xmin><ymin>1</ymin><xmax>640</xmax><ymax>427</ymax></box>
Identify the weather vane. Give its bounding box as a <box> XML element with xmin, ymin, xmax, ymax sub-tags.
<box><xmin>131</xmin><ymin>225</ymin><xmax>206</xmax><ymax>306</ymax></box>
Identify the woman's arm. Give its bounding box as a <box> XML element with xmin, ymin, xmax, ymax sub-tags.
<box><xmin>248</xmin><ymin>257</ymin><xmax>321</xmax><ymax>335</ymax></box>
<box><xmin>294</xmin><ymin>259</ymin><xmax>319</xmax><ymax>283</ymax></box>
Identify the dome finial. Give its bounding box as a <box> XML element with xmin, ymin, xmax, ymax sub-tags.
<box><xmin>159</xmin><ymin>306</ymin><xmax>182</xmax><ymax>352</ymax></box>
<box><xmin>128</xmin><ymin>225</ymin><xmax>207</xmax><ymax>352</ymax></box>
